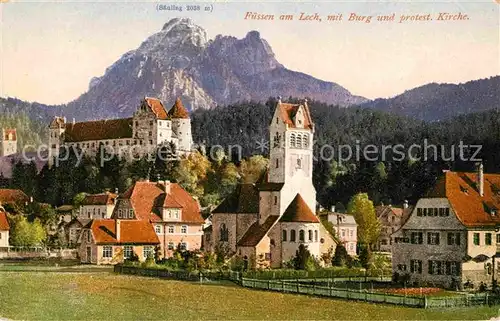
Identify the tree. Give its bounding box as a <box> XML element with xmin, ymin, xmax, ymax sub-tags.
<box><xmin>293</xmin><ymin>244</ymin><xmax>318</xmax><ymax>271</ymax></box>
<box><xmin>332</xmin><ymin>244</ymin><xmax>349</xmax><ymax>267</ymax></box>
<box><xmin>9</xmin><ymin>215</ymin><xmax>46</xmax><ymax>247</ymax></box>
<box><xmin>239</xmin><ymin>155</ymin><xmax>268</xmax><ymax>183</ymax></box>
<box><xmin>347</xmin><ymin>193</ymin><xmax>380</xmax><ymax>247</ymax></box>
<box><xmin>172</xmin><ymin>151</ymin><xmax>211</xmax><ymax>197</ymax></box>
<box><xmin>359</xmin><ymin>245</ymin><xmax>372</xmax><ymax>269</ymax></box>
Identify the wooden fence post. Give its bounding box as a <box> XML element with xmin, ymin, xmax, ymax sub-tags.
<box><xmin>424</xmin><ymin>296</ymin><xmax>428</xmax><ymax>309</ymax></box>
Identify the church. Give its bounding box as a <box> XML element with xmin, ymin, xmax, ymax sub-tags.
<box><xmin>207</xmin><ymin>99</ymin><xmax>336</xmax><ymax>268</ymax></box>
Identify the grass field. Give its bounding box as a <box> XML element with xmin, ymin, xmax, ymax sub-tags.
<box><xmin>0</xmin><ymin>272</ymin><xmax>498</xmax><ymax>320</ymax></box>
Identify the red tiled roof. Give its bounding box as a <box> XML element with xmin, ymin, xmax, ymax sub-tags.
<box><xmin>3</xmin><ymin>129</ymin><xmax>16</xmax><ymax>141</ymax></box>
<box><xmin>237</xmin><ymin>215</ymin><xmax>279</xmax><ymax>247</ymax></box>
<box><xmin>280</xmin><ymin>194</ymin><xmax>319</xmax><ymax>223</ymax></box>
<box><xmin>82</xmin><ymin>192</ymin><xmax>117</xmax><ymax>206</ymax></box>
<box><xmin>168</xmin><ymin>98</ymin><xmax>190</xmax><ymax>119</ymax></box>
<box><xmin>90</xmin><ymin>219</ymin><xmax>159</xmax><ymax>245</ymax></box>
<box><xmin>49</xmin><ymin>117</ymin><xmax>65</xmax><ymax>128</ymax></box>
<box><xmin>212</xmin><ymin>184</ymin><xmax>259</xmax><ymax>214</ymax></box>
<box><xmin>64</xmin><ymin>118</ymin><xmax>133</xmax><ymax>142</ymax></box>
<box><xmin>277</xmin><ymin>101</ymin><xmax>313</xmax><ymax>130</ymax></box>
<box><xmin>426</xmin><ymin>171</ymin><xmax>500</xmax><ymax>227</ymax></box>
<box><xmin>144</xmin><ymin>97</ymin><xmax>169</xmax><ymax>120</ymax></box>
<box><xmin>119</xmin><ymin>181</ymin><xmax>203</xmax><ymax>224</ymax></box>
<box><xmin>0</xmin><ymin>211</ymin><xmax>9</xmax><ymax>230</ymax></box>
<box><xmin>0</xmin><ymin>189</ymin><xmax>29</xmax><ymax>205</ymax></box>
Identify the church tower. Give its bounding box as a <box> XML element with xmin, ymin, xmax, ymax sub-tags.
<box><xmin>264</xmin><ymin>98</ymin><xmax>316</xmax><ymax>218</ymax></box>
<box><xmin>0</xmin><ymin>128</ymin><xmax>17</xmax><ymax>157</ymax></box>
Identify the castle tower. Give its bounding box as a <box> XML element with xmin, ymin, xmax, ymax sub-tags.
<box><xmin>48</xmin><ymin>117</ymin><xmax>66</xmax><ymax>163</ymax></box>
<box><xmin>168</xmin><ymin>98</ymin><xmax>192</xmax><ymax>155</ymax></box>
<box><xmin>0</xmin><ymin>128</ymin><xmax>17</xmax><ymax>157</ymax></box>
<box><xmin>266</xmin><ymin>98</ymin><xmax>316</xmax><ymax>216</ymax></box>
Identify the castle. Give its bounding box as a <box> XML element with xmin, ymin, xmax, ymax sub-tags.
<box><xmin>0</xmin><ymin>129</ymin><xmax>17</xmax><ymax>157</ymax></box>
<box><xmin>49</xmin><ymin>97</ymin><xmax>193</xmax><ymax>161</ymax></box>
<box><xmin>207</xmin><ymin>99</ymin><xmax>336</xmax><ymax>268</ymax></box>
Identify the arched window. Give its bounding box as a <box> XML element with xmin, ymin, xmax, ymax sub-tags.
<box><xmin>299</xmin><ymin>229</ymin><xmax>305</xmax><ymax>242</ymax></box>
<box><xmin>290</xmin><ymin>230</ymin><xmax>296</xmax><ymax>242</ymax></box>
<box><xmin>303</xmin><ymin>134</ymin><xmax>309</xmax><ymax>148</ymax></box>
<box><xmin>308</xmin><ymin>230</ymin><xmax>313</xmax><ymax>242</ymax></box>
<box><xmin>296</xmin><ymin>134</ymin><xmax>302</xmax><ymax>148</ymax></box>
<box><xmin>282</xmin><ymin>230</ymin><xmax>287</xmax><ymax>242</ymax></box>
<box><xmin>290</xmin><ymin>133</ymin><xmax>296</xmax><ymax>147</ymax></box>
<box><xmin>220</xmin><ymin>223</ymin><xmax>229</xmax><ymax>242</ymax></box>
<box><xmin>314</xmin><ymin>230</ymin><xmax>318</xmax><ymax>242</ymax></box>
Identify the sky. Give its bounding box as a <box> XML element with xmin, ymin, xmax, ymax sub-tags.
<box><xmin>1</xmin><ymin>0</ymin><xmax>499</xmax><ymax>104</ymax></box>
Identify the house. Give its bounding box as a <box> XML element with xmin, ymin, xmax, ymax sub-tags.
<box><xmin>111</xmin><ymin>180</ymin><xmax>204</xmax><ymax>259</ymax></box>
<box><xmin>56</xmin><ymin>204</ymin><xmax>76</xmax><ymax>224</ymax></box>
<box><xmin>0</xmin><ymin>210</ymin><xmax>10</xmax><ymax>249</ymax></box>
<box><xmin>65</xmin><ymin>218</ymin><xmax>91</xmax><ymax>246</ymax></box>
<box><xmin>49</xmin><ymin>97</ymin><xmax>193</xmax><ymax>163</ymax></box>
<box><xmin>0</xmin><ymin>188</ymin><xmax>29</xmax><ymax>209</ymax></box>
<box><xmin>79</xmin><ymin>219</ymin><xmax>160</xmax><ymax>264</ymax></box>
<box><xmin>392</xmin><ymin>165</ymin><xmax>500</xmax><ymax>289</ymax></box>
<box><xmin>375</xmin><ymin>203</ymin><xmax>413</xmax><ymax>252</ymax></box>
<box><xmin>323</xmin><ymin>207</ymin><xmax>358</xmax><ymax>256</ymax></box>
<box><xmin>1</xmin><ymin>128</ymin><xmax>17</xmax><ymax>157</ymax></box>
<box><xmin>209</xmin><ymin>99</ymin><xmax>336</xmax><ymax>268</ymax></box>
<box><xmin>77</xmin><ymin>192</ymin><xmax>117</xmax><ymax>219</ymax></box>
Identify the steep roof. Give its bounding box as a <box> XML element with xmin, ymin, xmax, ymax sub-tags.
<box><xmin>237</xmin><ymin>215</ymin><xmax>279</xmax><ymax>247</ymax></box>
<box><xmin>81</xmin><ymin>192</ymin><xmax>117</xmax><ymax>206</ymax></box>
<box><xmin>168</xmin><ymin>98</ymin><xmax>190</xmax><ymax>119</ymax></box>
<box><xmin>3</xmin><ymin>129</ymin><xmax>16</xmax><ymax>141</ymax></box>
<box><xmin>64</xmin><ymin>118</ymin><xmax>133</xmax><ymax>142</ymax></box>
<box><xmin>119</xmin><ymin>181</ymin><xmax>203</xmax><ymax>224</ymax></box>
<box><xmin>0</xmin><ymin>211</ymin><xmax>9</xmax><ymax>230</ymax></box>
<box><xmin>89</xmin><ymin>219</ymin><xmax>159</xmax><ymax>245</ymax></box>
<box><xmin>280</xmin><ymin>194</ymin><xmax>319</xmax><ymax>223</ymax></box>
<box><xmin>212</xmin><ymin>184</ymin><xmax>259</xmax><ymax>214</ymax></box>
<box><xmin>144</xmin><ymin>97</ymin><xmax>169</xmax><ymax>120</ymax></box>
<box><xmin>0</xmin><ymin>189</ymin><xmax>29</xmax><ymax>205</ymax></box>
<box><xmin>277</xmin><ymin>101</ymin><xmax>313</xmax><ymax>130</ymax></box>
<box><xmin>425</xmin><ymin>171</ymin><xmax>500</xmax><ymax>227</ymax></box>
<box><xmin>375</xmin><ymin>205</ymin><xmax>413</xmax><ymax>222</ymax></box>
<box><xmin>49</xmin><ymin>117</ymin><xmax>65</xmax><ymax>128</ymax></box>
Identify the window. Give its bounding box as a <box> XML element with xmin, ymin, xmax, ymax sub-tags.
<box><xmin>290</xmin><ymin>134</ymin><xmax>296</xmax><ymax>147</ymax></box>
<box><xmin>149</xmin><ymin>131</ymin><xmax>152</xmax><ymax>137</ymax></box>
<box><xmin>118</xmin><ymin>209</ymin><xmax>122</xmax><ymax>218</ymax></box>
<box><xmin>282</xmin><ymin>230</ymin><xmax>287</xmax><ymax>241</ymax></box>
<box><xmin>175</xmin><ymin>210</ymin><xmax>179</xmax><ymax>219</ymax></box>
<box><xmin>168</xmin><ymin>225</ymin><xmax>174</xmax><ymax>234</ymax></box>
<box><xmin>308</xmin><ymin>230</ymin><xmax>313</xmax><ymax>241</ymax></box>
<box><xmin>181</xmin><ymin>225</ymin><xmax>187</xmax><ymax>234</ymax></box>
<box><xmin>397</xmin><ymin>264</ymin><xmax>407</xmax><ymax>271</ymax></box>
<box><xmin>439</xmin><ymin>208</ymin><xmax>445</xmax><ymax>216</ymax></box>
<box><xmin>349</xmin><ymin>230</ymin><xmax>354</xmax><ymax>237</ymax></box>
<box><xmin>427</xmin><ymin>232</ymin><xmax>440</xmax><ymax>245</ymax></box>
<box><xmin>290</xmin><ymin>229</ymin><xmax>296</xmax><ymax>242</ymax></box>
<box><xmin>410</xmin><ymin>232</ymin><xmax>423</xmax><ymax>244</ymax></box>
<box><xmin>445</xmin><ymin>261</ymin><xmax>460</xmax><ymax>276</ymax></box>
<box><xmin>179</xmin><ymin>242</ymin><xmax>187</xmax><ymax>251</ymax></box>
<box><xmin>296</xmin><ymin>134</ymin><xmax>302</xmax><ymax>148</ymax></box>
<box><xmin>274</xmin><ymin>196</ymin><xmax>278</xmax><ymax>205</ymax></box>
<box><xmin>102</xmin><ymin>246</ymin><xmax>112</xmax><ymax>258</ymax></box>
<box><xmin>155</xmin><ymin>225</ymin><xmax>162</xmax><ymax>234</ymax></box>
<box><xmin>496</xmin><ymin>234</ymin><xmax>500</xmax><ymax>244</ymax></box>
<box><xmin>473</xmin><ymin>233</ymin><xmax>480</xmax><ymax>246</ymax></box>
<box><xmin>299</xmin><ymin>230</ymin><xmax>305</xmax><ymax>242</ymax></box>
<box><xmin>123</xmin><ymin>246</ymin><xmax>133</xmax><ymax>259</ymax></box>
<box><xmin>143</xmin><ymin>246</ymin><xmax>153</xmax><ymax>259</ymax></box>
<box><xmin>410</xmin><ymin>260</ymin><xmax>422</xmax><ymax>274</ymax></box>
<box><xmin>428</xmin><ymin>260</ymin><xmax>443</xmax><ymax>275</ymax></box>
<box><xmin>86</xmin><ymin>230</ymin><xmax>91</xmax><ymax>243</ymax></box>
<box><xmin>168</xmin><ymin>242</ymin><xmax>174</xmax><ymax>250</ymax></box>
<box><xmin>447</xmin><ymin>232</ymin><xmax>461</xmax><ymax>246</ymax></box>
<box><xmin>275</xmin><ymin>159</ymin><xmax>279</xmax><ymax>168</ymax></box>
<box><xmin>341</xmin><ymin>229</ymin><xmax>346</xmax><ymax>237</ymax></box>
<box><xmin>314</xmin><ymin>230</ymin><xmax>318</xmax><ymax>242</ymax></box>
<box><xmin>297</xmin><ymin>158</ymin><xmax>302</xmax><ymax>168</ymax></box>
<box><xmin>220</xmin><ymin>224</ymin><xmax>229</xmax><ymax>242</ymax></box>
<box><xmin>486</xmin><ymin>233</ymin><xmax>492</xmax><ymax>245</ymax></box>
<box><xmin>303</xmin><ymin>135</ymin><xmax>308</xmax><ymax>147</ymax></box>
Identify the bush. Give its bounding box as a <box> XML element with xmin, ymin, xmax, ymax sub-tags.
<box><xmin>142</xmin><ymin>254</ymin><xmax>156</xmax><ymax>268</ymax></box>
<box><xmin>359</xmin><ymin>245</ymin><xmax>372</xmax><ymax>269</ymax></box>
<box><xmin>332</xmin><ymin>244</ymin><xmax>349</xmax><ymax>267</ymax></box>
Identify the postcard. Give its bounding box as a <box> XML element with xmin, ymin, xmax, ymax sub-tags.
<box><xmin>0</xmin><ymin>0</ymin><xmax>499</xmax><ymax>320</ymax></box>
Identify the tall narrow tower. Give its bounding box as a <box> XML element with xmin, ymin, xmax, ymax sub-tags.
<box><xmin>267</xmin><ymin>98</ymin><xmax>316</xmax><ymax>215</ymax></box>
<box><xmin>0</xmin><ymin>128</ymin><xmax>17</xmax><ymax>157</ymax></box>
<box><xmin>48</xmin><ymin>117</ymin><xmax>66</xmax><ymax>163</ymax></box>
<box><xmin>168</xmin><ymin>98</ymin><xmax>192</xmax><ymax>155</ymax></box>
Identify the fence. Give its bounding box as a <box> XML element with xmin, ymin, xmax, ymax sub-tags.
<box><xmin>114</xmin><ymin>265</ymin><xmax>498</xmax><ymax>309</ymax></box>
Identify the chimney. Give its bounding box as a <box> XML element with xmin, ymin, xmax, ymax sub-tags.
<box><xmin>72</xmin><ymin>118</ymin><xmax>76</xmax><ymax>125</ymax></box>
<box><xmin>164</xmin><ymin>180</ymin><xmax>171</xmax><ymax>194</ymax></box>
<box><xmin>330</xmin><ymin>205</ymin><xmax>335</xmax><ymax>213</ymax></box>
<box><xmin>63</xmin><ymin>116</ymin><xmax>67</xmax><ymax>123</ymax></box>
<box><xmin>403</xmin><ymin>200</ymin><xmax>409</xmax><ymax>209</ymax></box>
<box><xmin>277</xmin><ymin>95</ymin><xmax>282</xmax><ymax>103</ymax></box>
<box><xmin>477</xmin><ymin>162</ymin><xmax>484</xmax><ymax>197</ymax></box>
<box><xmin>116</xmin><ymin>220</ymin><xmax>121</xmax><ymax>241</ymax></box>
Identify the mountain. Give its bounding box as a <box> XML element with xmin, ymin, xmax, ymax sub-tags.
<box><xmin>64</xmin><ymin>18</ymin><xmax>366</xmax><ymax>120</ymax></box>
<box><xmin>361</xmin><ymin>76</ymin><xmax>500</xmax><ymax>121</ymax></box>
